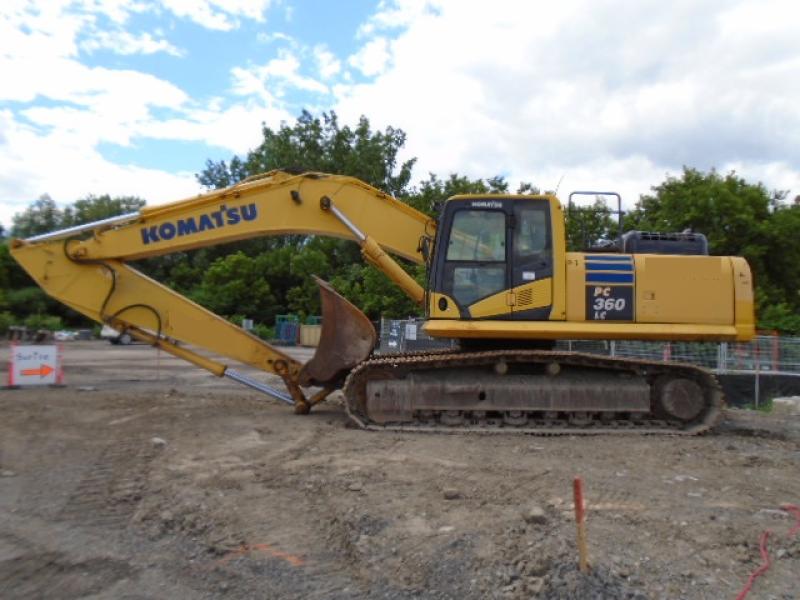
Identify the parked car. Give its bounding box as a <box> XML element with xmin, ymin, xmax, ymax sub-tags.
<box><xmin>100</xmin><ymin>325</ymin><xmax>133</xmax><ymax>345</ymax></box>
<box><xmin>54</xmin><ymin>330</ymin><xmax>78</xmax><ymax>341</ymax></box>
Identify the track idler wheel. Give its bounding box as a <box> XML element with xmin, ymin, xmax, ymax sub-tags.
<box><xmin>654</xmin><ymin>376</ymin><xmax>705</xmax><ymax>422</ymax></box>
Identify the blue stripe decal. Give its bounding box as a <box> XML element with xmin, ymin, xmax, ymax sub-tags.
<box><xmin>585</xmin><ymin>262</ymin><xmax>634</xmax><ymax>271</ymax></box>
<box><xmin>585</xmin><ymin>255</ymin><xmax>632</xmax><ymax>262</ymax></box>
<box><xmin>586</xmin><ymin>273</ymin><xmax>634</xmax><ymax>283</ymax></box>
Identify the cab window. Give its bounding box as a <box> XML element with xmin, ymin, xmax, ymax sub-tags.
<box><xmin>514</xmin><ymin>205</ymin><xmax>549</xmax><ymax>261</ymax></box>
<box><xmin>510</xmin><ymin>202</ymin><xmax>552</xmax><ymax>291</ymax></box>
<box><xmin>444</xmin><ymin>210</ymin><xmax>507</xmax><ymax>307</ymax></box>
<box><xmin>447</xmin><ymin>210</ymin><xmax>505</xmax><ymax>261</ymax></box>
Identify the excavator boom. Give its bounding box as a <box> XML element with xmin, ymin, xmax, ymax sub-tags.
<box><xmin>11</xmin><ymin>171</ymin><xmax>435</xmax><ymax>411</ymax></box>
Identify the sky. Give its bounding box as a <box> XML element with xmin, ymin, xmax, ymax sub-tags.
<box><xmin>1</xmin><ymin>0</ymin><xmax>798</xmax><ymax>230</ymax></box>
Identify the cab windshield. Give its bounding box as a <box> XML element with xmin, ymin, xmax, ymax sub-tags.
<box><xmin>445</xmin><ymin>210</ymin><xmax>506</xmax><ymax>306</ymax></box>
<box><xmin>446</xmin><ymin>210</ymin><xmax>505</xmax><ymax>261</ymax></box>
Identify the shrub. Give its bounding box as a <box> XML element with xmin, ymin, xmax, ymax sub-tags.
<box><xmin>24</xmin><ymin>314</ymin><xmax>63</xmax><ymax>331</ymax></box>
<box><xmin>0</xmin><ymin>311</ymin><xmax>15</xmax><ymax>333</ymax></box>
<box><xmin>253</xmin><ymin>323</ymin><xmax>275</xmax><ymax>340</ymax></box>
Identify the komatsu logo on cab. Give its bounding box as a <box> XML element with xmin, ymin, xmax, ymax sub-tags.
<box><xmin>470</xmin><ymin>200</ymin><xmax>502</xmax><ymax>209</ymax></box>
<box><xmin>140</xmin><ymin>203</ymin><xmax>258</xmax><ymax>245</ymax></box>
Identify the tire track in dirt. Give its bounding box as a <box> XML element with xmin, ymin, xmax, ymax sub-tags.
<box><xmin>0</xmin><ymin>533</ymin><xmax>134</xmax><ymax>599</ymax></box>
<box><xmin>58</xmin><ymin>438</ymin><xmax>156</xmax><ymax>530</ymax></box>
<box><xmin>188</xmin><ymin>425</ymin><xmax>404</xmax><ymax>598</ymax></box>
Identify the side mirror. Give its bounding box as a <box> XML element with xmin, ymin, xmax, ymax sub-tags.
<box><xmin>418</xmin><ymin>237</ymin><xmax>433</xmax><ymax>262</ymax></box>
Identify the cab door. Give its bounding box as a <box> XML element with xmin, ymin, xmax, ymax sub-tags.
<box><xmin>431</xmin><ymin>200</ymin><xmax>512</xmax><ymax>319</ymax></box>
<box><xmin>509</xmin><ymin>200</ymin><xmax>553</xmax><ymax>319</ymax></box>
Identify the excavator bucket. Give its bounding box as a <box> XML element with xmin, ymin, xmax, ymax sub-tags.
<box><xmin>299</xmin><ymin>277</ymin><xmax>377</xmax><ymax>387</ymax></box>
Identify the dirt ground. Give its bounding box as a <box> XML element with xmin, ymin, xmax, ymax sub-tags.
<box><xmin>1</xmin><ymin>341</ymin><xmax>799</xmax><ymax>599</ymax></box>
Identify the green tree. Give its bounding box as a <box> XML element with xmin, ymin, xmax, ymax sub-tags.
<box><xmin>5</xmin><ymin>193</ymin><xmax>147</xmax><ymax>328</ymax></box>
<box><xmin>626</xmin><ymin>168</ymin><xmax>778</xmax><ymax>258</ymax></box>
<box><xmin>406</xmin><ymin>172</ymin><xmax>513</xmax><ymax>216</ymax></box>
<box><xmin>191</xmin><ymin>252</ymin><xmax>278</xmax><ymax>322</ymax></box>
<box><xmin>0</xmin><ymin>243</ymin><xmax>32</xmax><ymax>291</ymax></box>
<box><xmin>193</xmin><ymin>112</ymin><xmax>552</xmax><ymax>321</ymax></box>
<box><xmin>286</xmin><ymin>241</ymin><xmax>331</xmax><ymax>316</ymax></box>
<box><xmin>329</xmin><ymin>263</ymin><xmax>424</xmax><ymax>321</ymax></box>
<box><xmin>758</xmin><ymin>303</ymin><xmax>800</xmax><ymax>335</ymax></box>
<box><xmin>198</xmin><ymin>111</ymin><xmax>415</xmax><ymax>196</ymax></box>
<box><xmin>0</xmin><ymin>243</ymin><xmax>57</xmax><ymax>327</ymax></box>
<box><xmin>190</xmin><ymin>111</ymin><xmax>430</xmax><ymax>321</ymax></box>
<box><xmin>626</xmin><ymin>167</ymin><xmax>799</xmax><ymax>330</ymax></box>
<box><xmin>516</xmin><ymin>182</ymin><xmax>541</xmax><ymax>195</ymax></box>
<box><xmin>63</xmin><ymin>194</ymin><xmax>145</xmax><ymax>227</ymax></box>
<box><xmin>10</xmin><ymin>194</ymin><xmax>62</xmax><ymax>238</ymax></box>
<box><xmin>0</xmin><ymin>311</ymin><xmax>14</xmax><ymax>334</ymax></box>
<box><xmin>565</xmin><ymin>198</ymin><xmax>617</xmax><ymax>251</ymax></box>
<box><xmin>761</xmin><ymin>203</ymin><xmax>800</xmax><ymax>312</ymax></box>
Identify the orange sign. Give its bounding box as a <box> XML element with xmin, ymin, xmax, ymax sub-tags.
<box><xmin>8</xmin><ymin>345</ymin><xmax>63</xmax><ymax>387</ymax></box>
<box><xmin>21</xmin><ymin>364</ymin><xmax>55</xmax><ymax>377</ymax></box>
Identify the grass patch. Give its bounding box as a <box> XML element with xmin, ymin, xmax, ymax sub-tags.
<box><xmin>741</xmin><ymin>398</ymin><xmax>774</xmax><ymax>413</ymax></box>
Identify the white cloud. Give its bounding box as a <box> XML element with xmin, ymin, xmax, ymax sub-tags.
<box><xmin>76</xmin><ymin>0</ymin><xmax>150</xmax><ymax>25</ymax></box>
<box><xmin>0</xmin><ymin>109</ymin><xmax>202</xmax><ymax>227</ymax></box>
<box><xmin>0</xmin><ymin>0</ymin><xmax>272</xmax><ymax>52</ymax></box>
<box><xmin>314</xmin><ymin>44</ymin><xmax>341</xmax><ymax>79</ymax></box>
<box><xmin>0</xmin><ymin>1</ymin><xmax>182</xmax><ymax>63</ymax></box>
<box><xmin>347</xmin><ymin>37</ymin><xmax>390</xmax><ymax>77</ymax></box>
<box><xmin>80</xmin><ymin>30</ymin><xmax>183</xmax><ymax>56</ymax></box>
<box><xmin>357</xmin><ymin>0</ymin><xmax>439</xmax><ymax>38</ymax></box>
<box><xmin>256</xmin><ymin>30</ymin><xmax>294</xmax><ymax>44</ymax></box>
<box><xmin>334</xmin><ymin>0</ymin><xmax>800</xmax><ymax>204</ymax></box>
<box><xmin>232</xmin><ymin>49</ymin><xmax>329</xmax><ymax>99</ymax></box>
<box><xmin>4</xmin><ymin>0</ymin><xmax>798</xmax><ymax>233</ymax></box>
<box><xmin>0</xmin><ymin>1</ymin><xmax>89</xmax><ymax>61</ymax></box>
<box><xmin>0</xmin><ymin>0</ymin><xmax>294</xmax><ymax>228</ymax></box>
<box><xmin>1</xmin><ymin>56</ymin><xmax>188</xmax><ymax>109</ymax></box>
<box><xmin>0</xmin><ymin>86</ymin><xmax>295</xmax><ymax>227</ymax></box>
<box><xmin>141</xmin><ymin>101</ymin><xmax>293</xmax><ymax>154</ymax></box>
<box><xmin>158</xmin><ymin>0</ymin><xmax>272</xmax><ymax>31</ymax></box>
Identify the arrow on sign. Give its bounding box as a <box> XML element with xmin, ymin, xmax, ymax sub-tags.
<box><xmin>21</xmin><ymin>364</ymin><xmax>54</xmax><ymax>377</ymax></box>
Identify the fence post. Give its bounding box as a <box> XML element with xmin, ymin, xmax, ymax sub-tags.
<box><xmin>717</xmin><ymin>342</ymin><xmax>727</xmax><ymax>373</ymax></box>
<box><xmin>754</xmin><ymin>340</ymin><xmax>760</xmax><ymax>409</ymax></box>
<box><xmin>771</xmin><ymin>331</ymin><xmax>779</xmax><ymax>371</ymax></box>
<box><xmin>609</xmin><ymin>341</ymin><xmax>616</xmax><ymax>357</ymax></box>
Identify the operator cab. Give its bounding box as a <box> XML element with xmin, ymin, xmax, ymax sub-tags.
<box><xmin>428</xmin><ymin>196</ymin><xmax>557</xmax><ymax>321</ymax></box>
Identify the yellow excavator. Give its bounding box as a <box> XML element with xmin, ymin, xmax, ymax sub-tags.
<box><xmin>10</xmin><ymin>170</ymin><xmax>755</xmax><ymax>434</ymax></box>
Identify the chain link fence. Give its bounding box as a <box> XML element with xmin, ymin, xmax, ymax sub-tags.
<box><xmin>377</xmin><ymin>318</ymin><xmax>457</xmax><ymax>354</ymax></box>
<box><xmin>559</xmin><ymin>336</ymin><xmax>800</xmax><ymax>375</ymax></box>
<box><xmin>376</xmin><ymin>318</ymin><xmax>800</xmax><ymax>407</ymax></box>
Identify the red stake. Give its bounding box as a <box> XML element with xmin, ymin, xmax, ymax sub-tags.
<box><xmin>574</xmin><ymin>476</ymin><xmax>589</xmax><ymax>572</ymax></box>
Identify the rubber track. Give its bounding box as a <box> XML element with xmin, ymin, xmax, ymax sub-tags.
<box><xmin>343</xmin><ymin>350</ymin><xmax>724</xmax><ymax>435</ymax></box>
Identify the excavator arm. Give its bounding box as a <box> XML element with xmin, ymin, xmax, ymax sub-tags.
<box><xmin>10</xmin><ymin>171</ymin><xmax>436</xmax><ymax>412</ymax></box>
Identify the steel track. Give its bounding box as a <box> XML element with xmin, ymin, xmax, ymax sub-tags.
<box><xmin>343</xmin><ymin>350</ymin><xmax>724</xmax><ymax>435</ymax></box>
